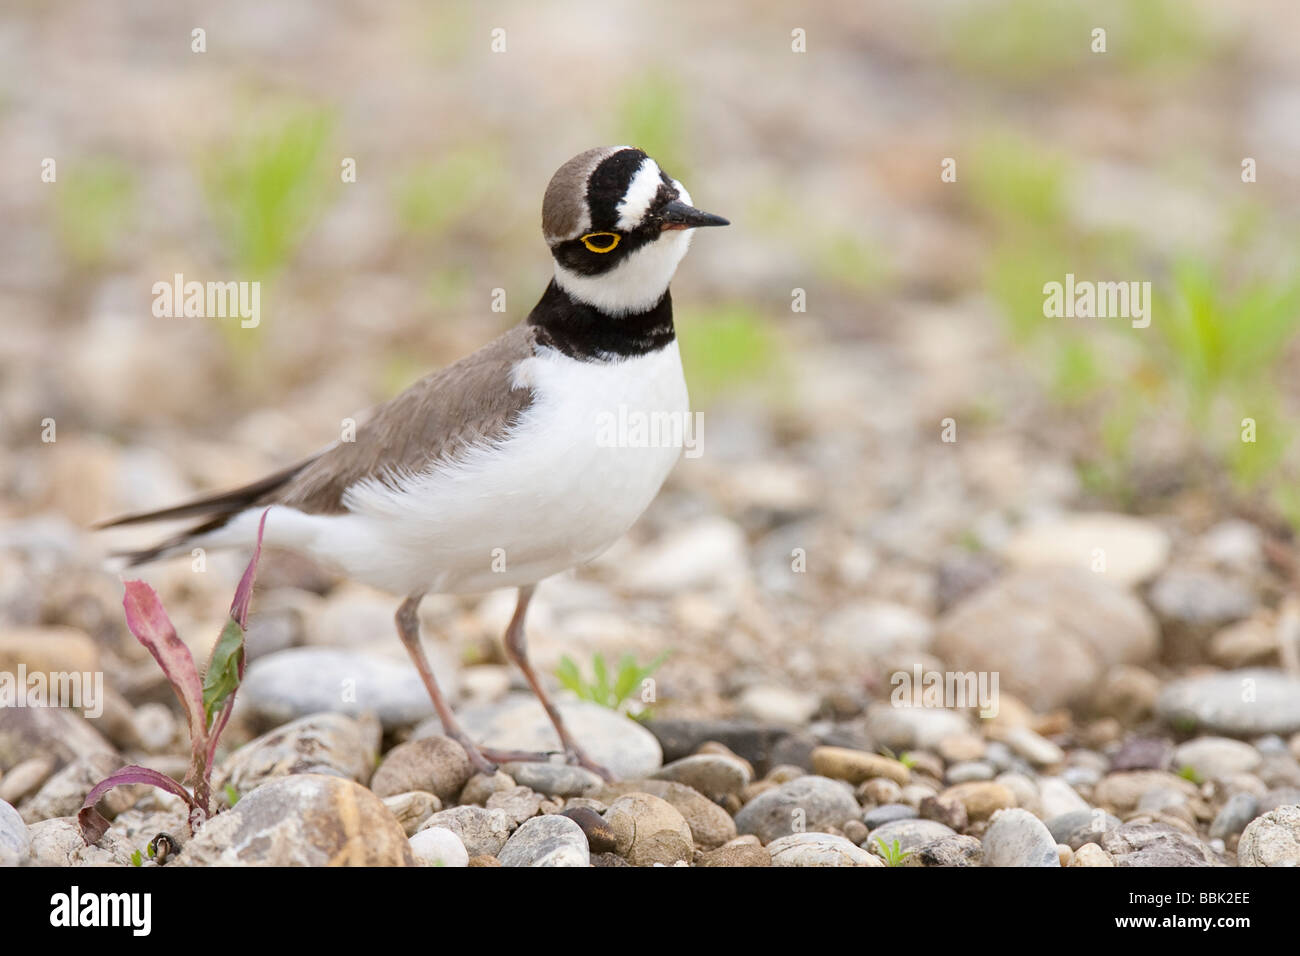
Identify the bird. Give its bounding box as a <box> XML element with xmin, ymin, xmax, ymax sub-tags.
<box><xmin>98</xmin><ymin>145</ymin><xmax>729</xmax><ymax>780</ymax></box>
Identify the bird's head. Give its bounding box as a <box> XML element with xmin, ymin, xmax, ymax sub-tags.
<box><xmin>541</xmin><ymin>146</ymin><xmax>728</xmax><ymax>315</ymax></box>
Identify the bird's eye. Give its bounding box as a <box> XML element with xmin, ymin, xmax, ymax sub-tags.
<box><xmin>580</xmin><ymin>232</ymin><xmax>621</xmax><ymax>253</ymax></box>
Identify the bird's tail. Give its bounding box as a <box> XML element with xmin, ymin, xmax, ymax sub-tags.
<box><xmin>96</xmin><ymin>460</ymin><xmax>311</xmax><ymax>567</ymax></box>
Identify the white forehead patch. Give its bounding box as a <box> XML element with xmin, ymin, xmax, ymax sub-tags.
<box><xmin>615</xmin><ymin>157</ymin><xmax>665</xmax><ymax>231</ymax></box>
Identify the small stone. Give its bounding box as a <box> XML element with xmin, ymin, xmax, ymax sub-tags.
<box><xmin>1209</xmin><ymin>792</ymin><xmax>1259</xmax><ymax>840</ymax></box>
<box><xmin>857</xmin><ymin>778</ymin><xmax>903</xmax><ymax>805</ymax></box>
<box><xmin>0</xmin><ymin>756</ymin><xmax>54</xmax><ymax>806</ymax></box>
<box><xmin>420</xmin><ymin>806</ymin><xmax>513</xmax><ymax>857</ymax></box>
<box><xmin>132</xmin><ymin>703</ymin><xmax>178</xmax><ymax>753</ymax></box>
<box><xmin>497</xmin><ymin>814</ymin><xmax>590</xmax><ymax>867</ymax></box>
<box><xmin>500</xmin><ymin>762</ymin><xmax>602</xmax><ymax>798</ymax></box>
<box><xmin>1002</xmin><ymin>513</ymin><xmax>1170</xmax><ymax>586</ymax></box>
<box><xmin>1047</xmin><ymin>809</ymin><xmax>1122</xmax><ymax>849</ymax></box>
<box><xmin>937</xmin><ymin>733</ymin><xmax>986</xmax><ymax>763</ymax></box>
<box><xmin>699</xmin><ymin>843</ymin><xmax>771</xmax><ymax>867</ymax></box>
<box><xmin>863</xmin><ymin>803</ymin><xmax>918</xmax><ymax>829</ymax></box>
<box><xmin>1093</xmin><ymin>771</ymin><xmax>1197</xmax><ymax>814</ymax></box>
<box><xmin>604</xmin><ymin>793</ymin><xmax>692</xmax><ymax>866</ymax></box>
<box><xmin>939</xmin><ymin>781</ymin><xmax>1016</xmax><ymax>821</ymax></box>
<box><xmin>177</xmin><ymin>775</ymin><xmax>414</xmax><ymax>866</ymax></box>
<box><xmin>1070</xmin><ymin>843</ymin><xmax>1115</xmax><ymax>867</ymax></box>
<box><xmin>382</xmin><ymin>791</ymin><xmax>442</xmax><ymax>837</ymax></box>
<box><xmin>561</xmin><ymin>806</ymin><xmax>619</xmax><ymax>853</ymax></box>
<box><xmin>811</xmin><ymin>746</ymin><xmax>909</xmax><ymax>786</ymax></box>
<box><xmin>982</xmin><ymin>808</ymin><xmax>1060</xmax><ymax>867</ymax></box>
<box><xmin>1000</xmin><ymin>726</ymin><xmax>1064</xmax><ymax>767</ymax></box>
<box><xmin>920</xmin><ymin>794</ymin><xmax>968</xmax><ymax>831</ymax></box>
<box><xmin>409</xmin><ymin>826</ymin><xmax>469</xmax><ymax>867</ymax></box>
<box><xmin>0</xmin><ymin>799</ymin><xmax>30</xmax><ymax>866</ymax></box>
<box><xmin>458</xmin><ymin>771</ymin><xmax>517</xmax><ymax>806</ymax></box>
<box><xmin>1238</xmin><ymin>804</ymin><xmax>1300</xmax><ymax>866</ymax></box>
<box><xmin>768</xmin><ymin>831</ymin><xmax>884</xmax><ymax>867</ymax></box>
<box><xmin>865</xmin><ymin>703</ymin><xmax>969</xmax><ymax>750</ymax></box>
<box><xmin>842</xmin><ymin>819</ymin><xmax>868</xmax><ymax>844</ymax></box>
<box><xmin>241</xmin><ymin>647</ymin><xmax>449</xmax><ymax>730</ymax></box>
<box><xmin>588</xmin><ymin>779</ymin><xmax>736</xmax><ymax>848</ymax></box>
<box><xmin>27</xmin><ymin>816</ymin><xmax>135</xmax><ymax>867</ymax></box>
<box><xmin>447</xmin><ymin>695</ymin><xmax>662</xmax><ymax>779</ymax></box>
<box><xmin>900</xmin><ymin>834</ymin><xmax>982</xmax><ymax>867</ymax></box>
<box><xmin>1110</xmin><ymin>736</ymin><xmax>1174</xmax><ymax>772</ymax></box>
<box><xmin>650</xmin><ymin>753</ymin><xmax>751</xmax><ymax>797</ymax></box>
<box><xmin>370</xmin><ymin>736</ymin><xmax>471</xmax><ymax>802</ymax></box>
<box><xmin>215</xmin><ymin>712</ymin><xmax>380</xmax><ymax>799</ymax></box>
<box><xmin>1057</xmin><ymin>844</ymin><xmax>1074</xmax><ymax>866</ymax></box>
<box><xmin>486</xmin><ymin>786</ymin><xmax>544</xmax><ymax>825</ymax></box>
<box><xmin>20</xmin><ymin>752</ymin><xmax>136</xmax><ymax>825</ymax></box>
<box><xmin>1150</xmin><ymin>568</ymin><xmax>1255</xmax><ymax>627</ymax></box>
<box><xmin>1101</xmin><ymin>821</ymin><xmax>1222</xmax><ymax>866</ymax></box>
<box><xmin>1094</xmin><ymin>666</ymin><xmax>1162</xmax><ymax>724</ymax></box>
<box><xmin>737</xmin><ymin>685</ymin><xmax>819</xmax><ymax>725</ymax></box>
<box><xmin>1038</xmin><ymin>777</ymin><xmax>1091</xmax><ymax>819</ymax></box>
<box><xmin>734</xmin><ymin>775</ymin><xmax>859</xmax><ymax>844</ymax></box>
<box><xmin>867</xmin><ymin>818</ymin><xmax>956</xmax><ymax>857</ymax></box>
<box><xmin>468</xmin><ymin>854</ymin><xmax>501</xmax><ymax>867</ymax></box>
<box><xmin>0</xmin><ymin>706</ymin><xmax>115</xmax><ymax>772</ymax></box>
<box><xmin>1173</xmin><ymin>737</ymin><xmax>1262</xmax><ymax>781</ymax></box>
<box><xmin>945</xmin><ymin>760</ymin><xmax>995</xmax><ymax>783</ymax></box>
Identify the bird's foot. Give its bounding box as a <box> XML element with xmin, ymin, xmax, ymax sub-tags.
<box><xmin>564</xmin><ymin>747</ymin><xmax>614</xmax><ymax>782</ymax></box>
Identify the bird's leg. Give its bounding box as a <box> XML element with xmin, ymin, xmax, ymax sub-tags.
<box><xmin>395</xmin><ymin>593</ymin><xmax>498</xmax><ymax>775</ymax></box>
<box><xmin>503</xmin><ymin>585</ymin><xmax>614</xmax><ymax>781</ymax></box>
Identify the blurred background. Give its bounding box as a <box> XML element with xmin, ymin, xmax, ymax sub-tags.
<box><xmin>3</xmin><ymin>1</ymin><xmax>1300</xmax><ymax>746</ymax></box>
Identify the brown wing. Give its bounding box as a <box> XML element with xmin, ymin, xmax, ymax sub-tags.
<box><xmin>99</xmin><ymin>324</ymin><xmax>538</xmax><ymax>561</ymax></box>
<box><xmin>267</xmin><ymin>323</ymin><xmax>538</xmax><ymax>514</ymax></box>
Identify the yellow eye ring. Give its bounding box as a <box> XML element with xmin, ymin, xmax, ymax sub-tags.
<box><xmin>580</xmin><ymin>232</ymin><xmax>621</xmax><ymax>253</ymax></box>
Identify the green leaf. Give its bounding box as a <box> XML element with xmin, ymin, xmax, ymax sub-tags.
<box><xmin>203</xmin><ymin>618</ymin><xmax>246</xmax><ymax>727</ymax></box>
<box><xmin>592</xmin><ymin>654</ymin><xmax>611</xmax><ymax>708</ymax></box>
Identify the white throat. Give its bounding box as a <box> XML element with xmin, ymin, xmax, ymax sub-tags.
<box><xmin>553</xmin><ymin>229</ymin><xmax>693</xmax><ymax>315</ymax></box>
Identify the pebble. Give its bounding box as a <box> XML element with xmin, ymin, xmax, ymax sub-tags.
<box><xmin>858</xmin><ymin>778</ymin><xmax>903</xmax><ymax>805</ymax></box>
<box><xmin>1002</xmin><ymin>512</ymin><xmax>1170</xmax><ymax>586</ymax></box>
<box><xmin>1149</xmin><ymin>568</ymin><xmax>1255</xmax><ymax>626</ymax></box>
<box><xmin>178</xmin><ymin>775</ymin><xmax>414</xmax><ymax>866</ymax></box>
<box><xmin>865</xmin><ymin>703</ymin><xmax>969</xmax><ymax>750</ymax></box>
<box><xmin>1047</xmin><ymin>810</ymin><xmax>1122</xmax><ymax>849</ymax></box>
<box><xmin>560</xmin><ymin>806</ymin><xmax>619</xmax><ymax>853</ymax></box>
<box><xmin>589</xmin><ymin>779</ymin><xmax>737</xmax><ymax>848</ymax></box>
<box><xmin>20</xmin><ymin>752</ymin><xmax>135</xmax><ymax>825</ymax></box>
<box><xmin>486</xmin><ymin>786</ymin><xmax>544</xmax><ymax>825</ymax></box>
<box><xmin>497</xmin><ymin>814</ymin><xmax>590</xmax><ymax>867</ymax></box>
<box><xmin>1237</xmin><ymin>804</ymin><xmax>1300</xmax><ymax>866</ymax></box>
<box><xmin>409</xmin><ymin>826</ymin><xmax>469</xmax><ymax>867</ymax></box>
<box><xmin>500</xmin><ymin>762</ymin><xmax>602</xmax><ymax>798</ymax></box>
<box><xmin>866</xmin><ymin>818</ymin><xmax>957</xmax><ymax>856</ymax></box>
<box><xmin>935</xmin><ymin>567</ymin><xmax>1158</xmax><ymax>710</ymax></box>
<box><xmin>699</xmin><ymin>843</ymin><xmax>771</xmax><ymax>867</ymax></box>
<box><xmin>0</xmin><ymin>799</ymin><xmax>30</xmax><ymax>866</ymax></box>
<box><xmin>604</xmin><ymin>793</ymin><xmax>693</xmax><ymax>866</ymax></box>
<box><xmin>863</xmin><ymin>803</ymin><xmax>918</xmax><ymax>828</ymax></box>
<box><xmin>1110</xmin><ymin>736</ymin><xmax>1174</xmax><ymax>771</ymax></box>
<box><xmin>0</xmin><ymin>625</ymin><xmax>100</xmax><ymax>675</ymax></box>
<box><xmin>370</xmin><ymin>735</ymin><xmax>471</xmax><ymax>802</ymax></box>
<box><xmin>0</xmin><ymin>705</ymin><xmax>116</xmax><ymax>770</ymax></box>
<box><xmin>819</xmin><ymin>600</ymin><xmax>934</xmax><ymax>661</ymax></box>
<box><xmin>241</xmin><ymin>647</ymin><xmax>449</xmax><ymax>730</ymax></box>
<box><xmin>1100</xmin><ymin>821</ymin><xmax>1221</xmax><ymax>867</ymax></box>
<box><xmin>0</xmin><ymin>756</ymin><xmax>54</xmax><ymax>805</ymax></box>
<box><xmin>382</xmin><ymin>791</ymin><xmax>442</xmax><ymax>836</ymax></box>
<box><xmin>946</xmin><ymin>760</ymin><xmax>995</xmax><ymax>783</ymax></box>
<box><xmin>26</xmin><ymin>817</ymin><xmax>136</xmax><ymax>867</ymax></box>
<box><xmin>1092</xmin><ymin>771</ymin><xmax>1197</xmax><ymax>813</ymax></box>
<box><xmin>419</xmin><ymin>806</ymin><xmax>513</xmax><ymax>857</ymax></box>
<box><xmin>615</xmin><ymin>516</ymin><xmax>748</xmax><ymax>595</ymax></box>
<box><xmin>1070</xmin><ymin>843</ymin><xmax>1115</xmax><ymax>867</ymax></box>
<box><xmin>737</xmin><ymin>685</ymin><xmax>820</xmax><ymax>725</ymax></box>
<box><xmin>768</xmin><ymin>832</ymin><xmax>884</xmax><ymax>867</ymax></box>
<box><xmin>1160</xmin><ymin>670</ymin><xmax>1300</xmax><ymax>736</ymax></box>
<box><xmin>1209</xmin><ymin>792</ymin><xmax>1259</xmax><ymax>840</ymax></box>
<box><xmin>937</xmin><ymin>733</ymin><xmax>986</xmax><ymax>763</ymax></box>
<box><xmin>734</xmin><ymin>775</ymin><xmax>859</xmax><ymax>844</ymax></box>
<box><xmin>810</xmin><ymin>746</ymin><xmax>910</xmax><ymax>786</ymax></box>
<box><xmin>215</xmin><ymin>712</ymin><xmax>380</xmax><ymax>799</ymax></box>
<box><xmin>1038</xmin><ymin>777</ymin><xmax>1089</xmax><ymax>820</ymax></box>
<box><xmin>445</xmin><ymin>695</ymin><xmax>663</xmax><ymax>779</ymax></box>
<box><xmin>458</xmin><ymin>771</ymin><xmax>517</xmax><ymax>806</ymax></box>
<box><xmin>1000</xmin><ymin>726</ymin><xmax>1065</xmax><ymax>767</ymax></box>
<box><xmin>982</xmin><ymin>808</ymin><xmax>1061</xmax><ymax>867</ymax></box>
<box><xmin>920</xmin><ymin>793</ymin><xmax>968</xmax><ymax>831</ymax></box>
<box><xmin>900</xmin><ymin>834</ymin><xmax>982</xmax><ymax>867</ymax></box>
<box><xmin>1173</xmin><ymin>737</ymin><xmax>1262</xmax><ymax>781</ymax></box>
<box><xmin>650</xmin><ymin>753</ymin><xmax>751</xmax><ymax>797</ymax></box>
<box><xmin>939</xmin><ymin>781</ymin><xmax>1016</xmax><ymax>821</ymax></box>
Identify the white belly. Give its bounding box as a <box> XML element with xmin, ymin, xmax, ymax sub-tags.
<box><xmin>287</xmin><ymin>343</ymin><xmax>690</xmax><ymax>595</ymax></box>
